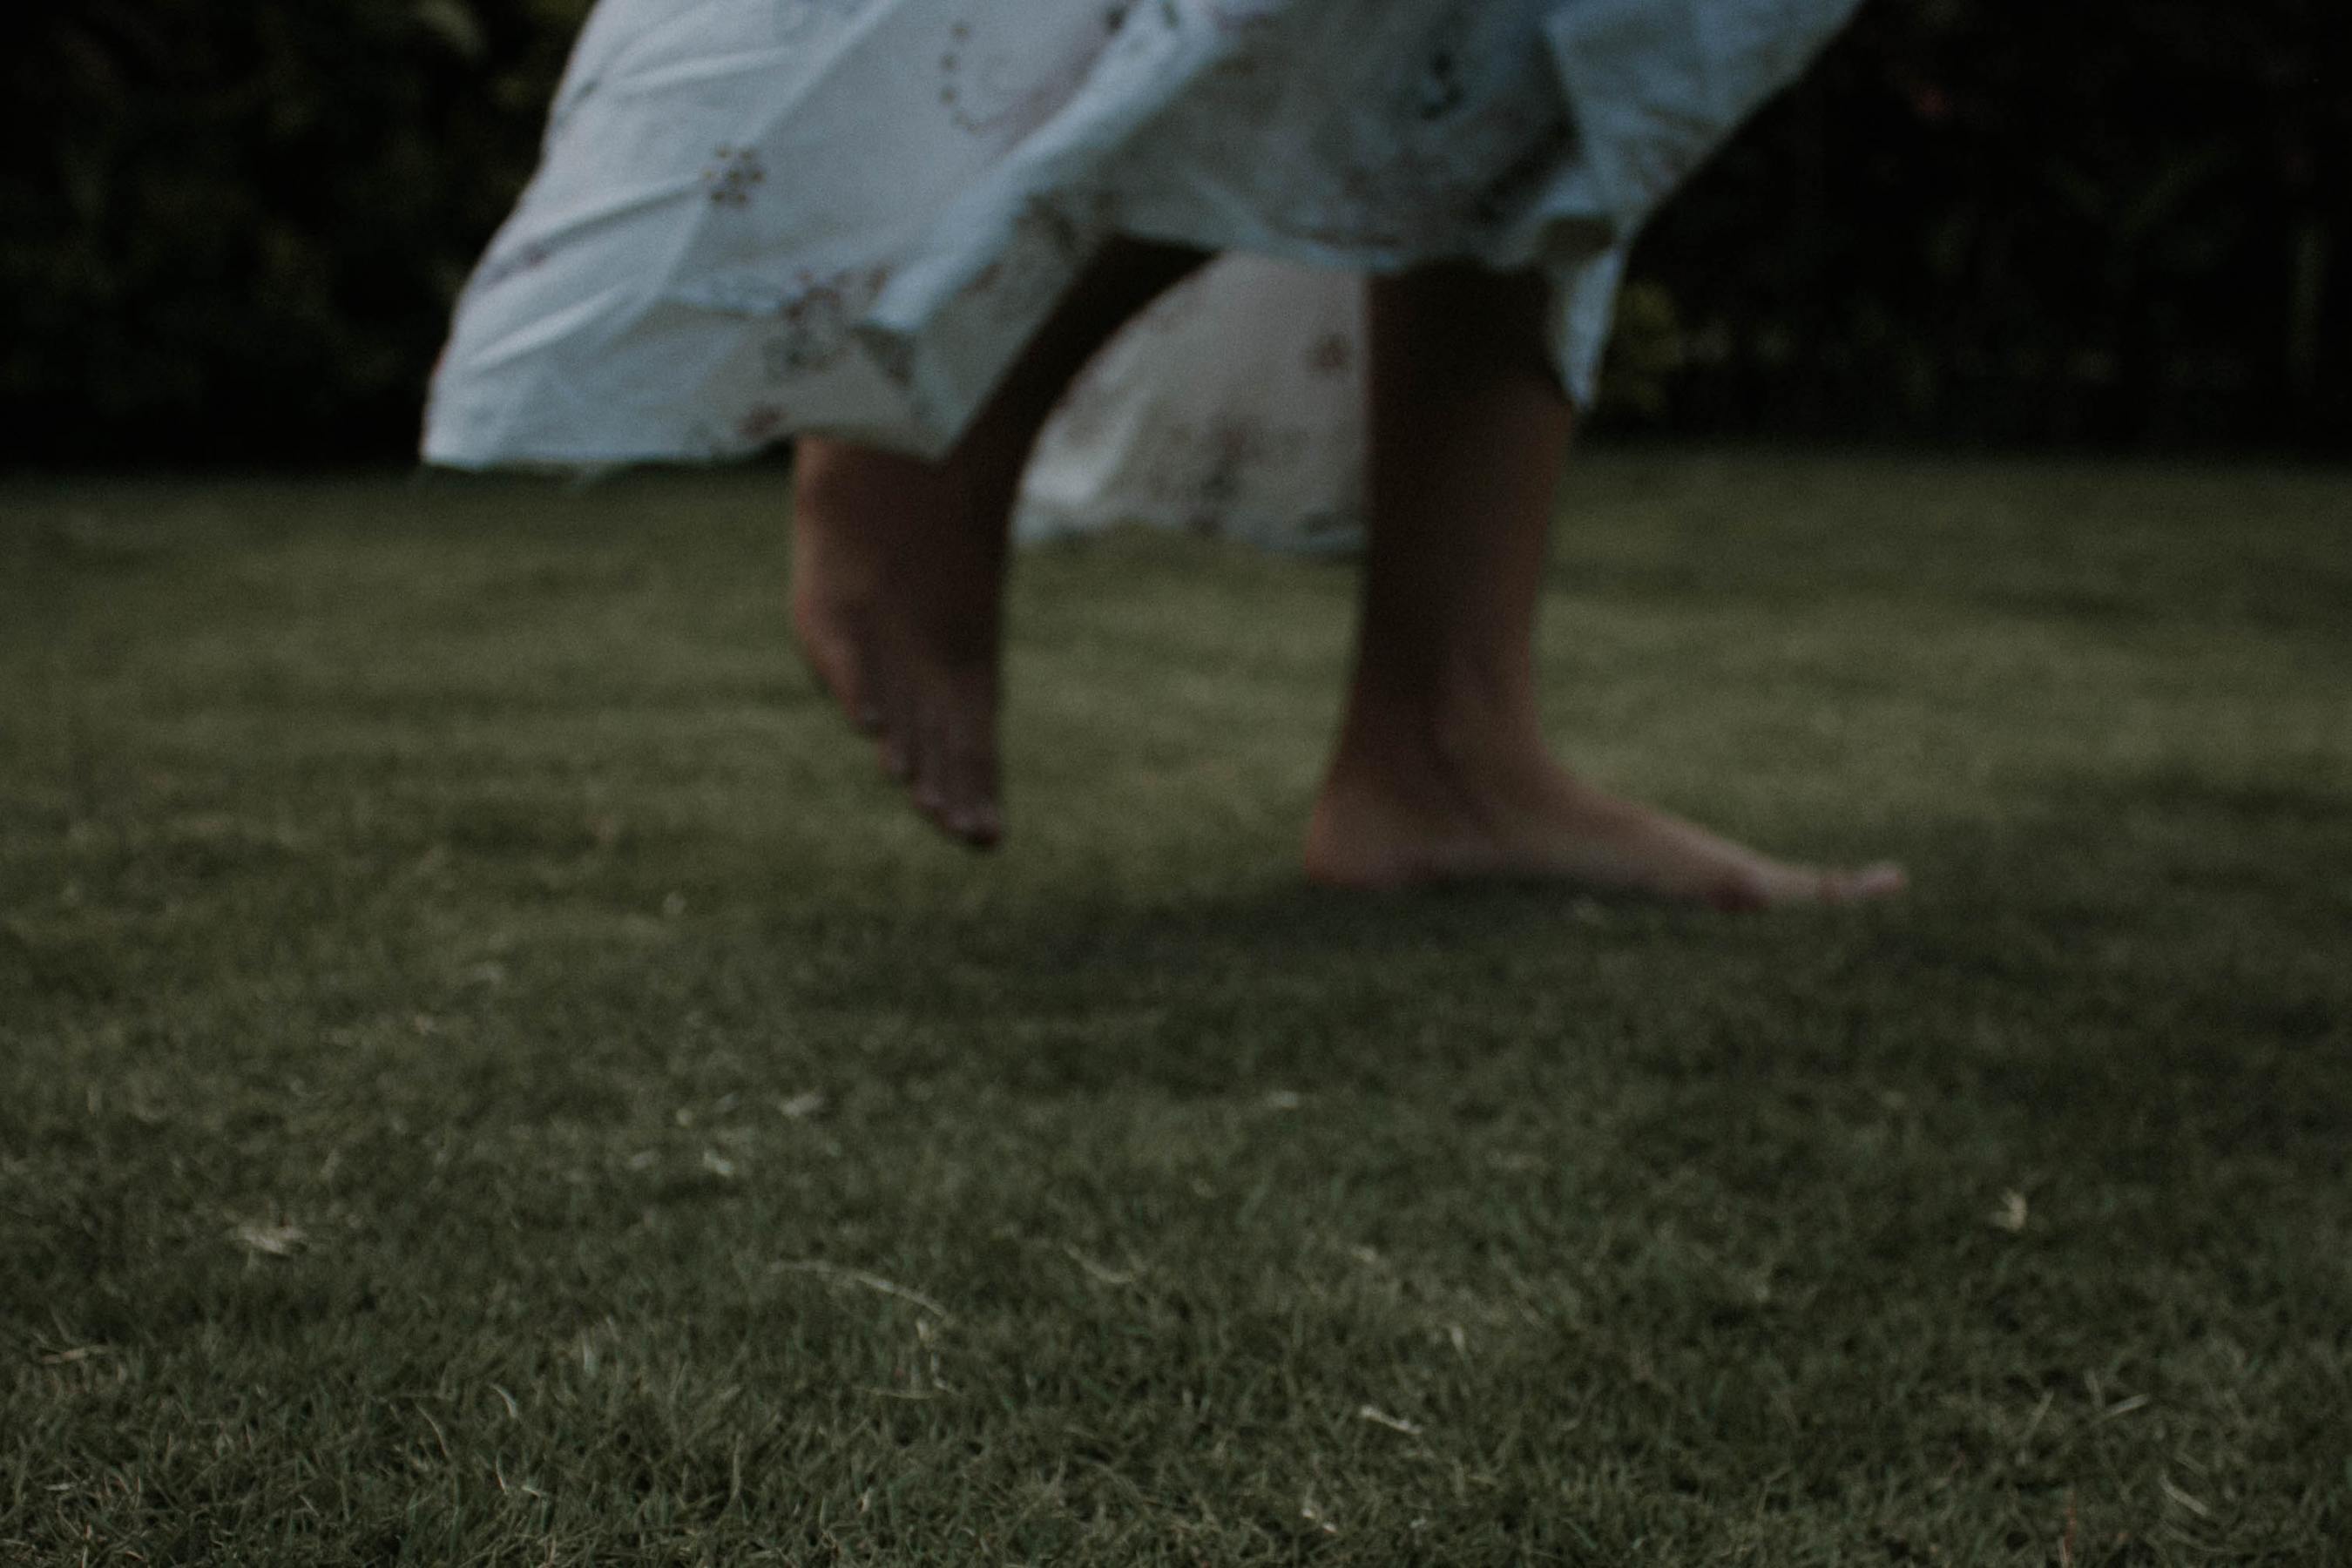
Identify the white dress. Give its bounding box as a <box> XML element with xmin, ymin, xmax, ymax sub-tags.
<box><xmin>1017</xmin><ymin>254</ymin><xmax>1367</xmax><ymax>551</ymax></box>
<box><xmin>424</xmin><ymin>0</ymin><xmax>1861</xmax><ymax>472</ymax></box>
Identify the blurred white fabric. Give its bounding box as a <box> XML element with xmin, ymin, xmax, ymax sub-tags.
<box><xmin>425</xmin><ymin>0</ymin><xmax>1861</xmax><ymax>471</ymax></box>
<box><xmin>1017</xmin><ymin>255</ymin><xmax>1367</xmax><ymax>552</ymax></box>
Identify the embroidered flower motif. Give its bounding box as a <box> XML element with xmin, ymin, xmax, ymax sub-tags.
<box><xmin>761</xmin><ymin>267</ymin><xmax>893</xmax><ymax>381</ymax></box>
<box><xmin>703</xmin><ymin>145</ymin><xmax>767</xmax><ymax>206</ymax></box>
<box><xmin>953</xmin><ymin>199</ymin><xmax>1094</xmax><ymax>324</ymax></box>
<box><xmin>939</xmin><ymin>17</ymin><xmax>1116</xmax><ymax>140</ymax></box>
<box><xmin>735</xmin><ymin>403</ymin><xmax>790</xmax><ymax>443</ymax></box>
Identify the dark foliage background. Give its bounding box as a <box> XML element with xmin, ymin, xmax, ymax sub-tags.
<box><xmin>1629</xmin><ymin>0</ymin><xmax>2350</xmax><ymax>451</ymax></box>
<box><xmin>3</xmin><ymin>0</ymin><xmax>593</xmax><ymax>468</ymax></box>
<box><xmin>3</xmin><ymin>0</ymin><xmax>2344</xmax><ymax>465</ymax></box>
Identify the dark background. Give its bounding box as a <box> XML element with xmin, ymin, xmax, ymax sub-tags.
<box><xmin>5</xmin><ymin>0</ymin><xmax>2344</xmax><ymax>467</ymax></box>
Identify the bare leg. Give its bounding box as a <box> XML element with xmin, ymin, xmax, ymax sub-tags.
<box><xmin>1303</xmin><ymin>265</ymin><xmax>1904</xmax><ymax>908</ymax></box>
<box><xmin>791</xmin><ymin>240</ymin><xmax>1204</xmax><ymax>845</ymax></box>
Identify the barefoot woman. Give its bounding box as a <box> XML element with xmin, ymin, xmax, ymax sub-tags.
<box><xmin>427</xmin><ymin>0</ymin><xmax>1903</xmax><ymax>909</ymax></box>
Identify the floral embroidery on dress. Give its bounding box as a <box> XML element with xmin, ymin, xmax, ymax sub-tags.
<box><xmin>734</xmin><ymin>403</ymin><xmax>791</xmax><ymax>443</ymax></box>
<box><xmin>1019</xmin><ymin>256</ymin><xmax>1367</xmax><ymax>551</ymax></box>
<box><xmin>762</xmin><ymin>268</ymin><xmax>895</xmax><ymax>379</ymax></box>
<box><xmin>939</xmin><ymin>16</ymin><xmax>1119</xmax><ymax>142</ymax></box>
<box><xmin>956</xmin><ymin>199</ymin><xmax>1098</xmax><ymax>322</ymax></box>
<box><xmin>703</xmin><ymin>145</ymin><xmax>767</xmax><ymax>206</ymax></box>
<box><xmin>1413</xmin><ymin>10</ymin><xmax>1476</xmax><ymax>119</ymax></box>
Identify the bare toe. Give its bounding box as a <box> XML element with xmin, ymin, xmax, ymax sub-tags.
<box><xmin>875</xmin><ymin>683</ymin><xmax>915</xmax><ymax>782</ymax></box>
<box><xmin>937</xmin><ymin>693</ymin><xmax>1002</xmax><ymax>848</ymax></box>
<box><xmin>909</xmin><ymin>691</ymin><xmax>952</xmax><ymax>821</ymax></box>
<box><xmin>1821</xmin><ymin>862</ymin><xmax>1907</xmax><ymax>904</ymax></box>
<box><xmin>894</xmin><ymin>672</ymin><xmax>998</xmax><ymax>847</ymax></box>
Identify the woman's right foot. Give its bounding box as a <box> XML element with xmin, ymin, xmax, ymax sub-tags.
<box><xmin>1302</xmin><ymin>699</ymin><xmax>1904</xmax><ymax>908</ymax></box>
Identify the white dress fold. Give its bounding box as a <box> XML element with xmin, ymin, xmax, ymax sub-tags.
<box><xmin>424</xmin><ymin>0</ymin><xmax>1861</xmax><ymax>470</ymax></box>
<box><xmin>1017</xmin><ymin>255</ymin><xmax>1367</xmax><ymax>551</ymax></box>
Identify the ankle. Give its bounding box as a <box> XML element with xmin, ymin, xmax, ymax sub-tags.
<box><xmin>1334</xmin><ymin>656</ymin><xmax>1545</xmax><ymax>787</ymax></box>
<box><xmin>789</xmin><ymin>437</ymin><xmax>866</xmax><ymax>524</ymax></box>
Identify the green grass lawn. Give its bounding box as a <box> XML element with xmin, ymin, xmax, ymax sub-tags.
<box><xmin>3</xmin><ymin>453</ymin><xmax>2349</xmax><ymax>1565</ymax></box>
